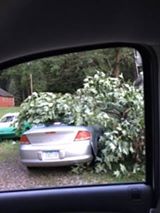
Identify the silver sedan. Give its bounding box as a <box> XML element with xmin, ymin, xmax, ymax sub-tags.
<box><xmin>19</xmin><ymin>124</ymin><xmax>103</xmax><ymax>167</ymax></box>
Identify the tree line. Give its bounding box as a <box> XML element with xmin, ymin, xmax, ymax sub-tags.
<box><xmin>0</xmin><ymin>48</ymin><xmax>139</xmax><ymax>105</ymax></box>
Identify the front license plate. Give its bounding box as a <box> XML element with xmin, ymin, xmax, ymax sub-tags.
<box><xmin>42</xmin><ymin>151</ymin><xmax>59</xmax><ymax>160</ymax></box>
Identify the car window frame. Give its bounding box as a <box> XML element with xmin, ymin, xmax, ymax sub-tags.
<box><xmin>0</xmin><ymin>43</ymin><xmax>159</xmax><ymax>212</ymax></box>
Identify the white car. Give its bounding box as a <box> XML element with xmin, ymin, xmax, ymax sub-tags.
<box><xmin>0</xmin><ymin>113</ymin><xmax>19</xmax><ymax>139</ymax></box>
<box><xmin>0</xmin><ymin>112</ymin><xmax>19</xmax><ymax>128</ymax></box>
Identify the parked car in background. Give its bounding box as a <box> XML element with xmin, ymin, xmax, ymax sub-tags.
<box><xmin>0</xmin><ymin>112</ymin><xmax>31</xmax><ymax>139</ymax></box>
<box><xmin>19</xmin><ymin>123</ymin><xmax>103</xmax><ymax>167</ymax></box>
<box><xmin>0</xmin><ymin>112</ymin><xmax>19</xmax><ymax>139</ymax></box>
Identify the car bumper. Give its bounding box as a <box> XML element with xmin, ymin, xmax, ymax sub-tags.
<box><xmin>20</xmin><ymin>141</ymin><xmax>93</xmax><ymax>167</ymax></box>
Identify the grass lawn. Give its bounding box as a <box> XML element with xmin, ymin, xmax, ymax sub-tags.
<box><xmin>0</xmin><ymin>106</ymin><xmax>20</xmax><ymax>117</ymax></box>
<box><xmin>0</xmin><ymin>139</ymin><xmax>19</xmax><ymax>161</ymax></box>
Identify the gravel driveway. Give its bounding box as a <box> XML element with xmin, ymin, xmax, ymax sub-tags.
<box><xmin>0</xmin><ymin>141</ymin><xmax>107</xmax><ymax>191</ymax></box>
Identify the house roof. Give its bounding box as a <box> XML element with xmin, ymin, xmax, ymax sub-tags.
<box><xmin>0</xmin><ymin>88</ymin><xmax>13</xmax><ymax>97</ymax></box>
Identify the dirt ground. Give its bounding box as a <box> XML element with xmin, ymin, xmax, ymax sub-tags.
<box><xmin>0</xmin><ymin>159</ymin><xmax>93</xmax><ymax>191</ymax></box>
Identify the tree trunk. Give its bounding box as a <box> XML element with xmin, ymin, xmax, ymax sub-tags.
<box><xmin>30</xmin><ymin>73</ymin><xmax>33</xmax><ymax>94</ymax></box>
<box><xmin>112</xmin><ymin>48</ymin><xmax>121</xmax><ymax>78</ymax></box>
<box><xmin>132</xmin><ymin>50</ymin><xmax>139</xmax><ymax>81</ymax></box>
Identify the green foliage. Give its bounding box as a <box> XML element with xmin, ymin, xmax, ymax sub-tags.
<box><xmin>18</xmin><ymin>92</ymin><xmax>73</xmax><ymax>128</ymax></box>
<box><xmin>17</xmin><ymin>70</ymin><xmax>144</xmax><ymax>177</ymax></box>
<box><xmin>72</xmin><ymin>71</ymin><xmax>144</xmax><ymax>176</ymax></box>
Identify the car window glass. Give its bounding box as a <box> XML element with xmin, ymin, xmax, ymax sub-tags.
<box><xmin>0</xmin><ymin>47</ymin><xmax>145</xmax><ymax>191</ymax></box>
<box><xmin>0</xmin><ymin>116</ymin><xmax>14</xmax><ymax>122</ymax></box>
